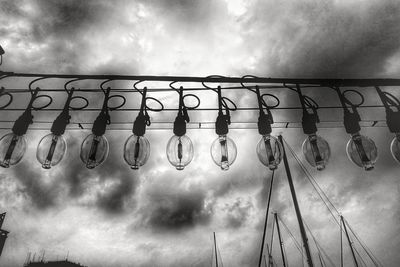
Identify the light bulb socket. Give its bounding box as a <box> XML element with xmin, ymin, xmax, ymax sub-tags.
<box><xmin>344</xmin><ymin>111</ymin><xmax>361</xmax><ymax>134</ymax></box>
<box><xmin>51</xmin><ymin>111</ymin><xmax>70</xmax><ymax>136</ymax></box>
<box><xmin>258</xmin><ymin>113</ymin><xmax>272</xmax><ymax>135</ymax></box>
<box><xmin>12</xmin><ymin>110</ymin><xmax>33</xmax><ymax>136</ymax></box>
<box><xmin>173</xmin><ymin>115</ymin><xmax>186</xmax><ymax>136</ymax></box>
<box><xmin>215</xmin><ymin>114</ymin><xmax>229</xmax><ymax>135</ymax></box>
<box><xmin>302</xmin><ymin>111</ymin><xmax>318</xmax><ymax>135</ymax></box>
<box><xmin>132</xmin><ymin>113</ymin><xmax>147</xmax><ymax>136</ymax></box>
<box><xmin>386</xmin><ymin>110</ymin><xmax>400</xmax><ymax>133</ymax></box>
<box><xmin>92</xmin><ymin>112</ymin><xmax>109</xmax><ymax>136</ymax></box>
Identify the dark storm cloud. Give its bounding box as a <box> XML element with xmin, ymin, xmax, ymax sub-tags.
<box><xmin>245</xmin><ymin>0</ymin><xmax>400</xmax><ymax>78</ymax></box>
<box><xmin>12</xmin><ymin>162</ymin><xmax>61</xmax><ymax>210</ymax></box>
<box><xmin>138</xmin><ymin>186</ymin><xmax>212</xmax><ymax>231</ymax></box>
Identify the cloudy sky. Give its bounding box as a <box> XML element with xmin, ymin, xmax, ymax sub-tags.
<box><xmin>1</xmin><ymin>0</ymin><xmax>400</xmax><ymax>266</ymax></box>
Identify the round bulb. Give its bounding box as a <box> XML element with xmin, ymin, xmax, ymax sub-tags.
<box><xmin>210</xmin><ymin>134</ymin><xmax>237</xmax><ymax>170</ymax></box>
<box><xmin>390</xmin><ymin>133</ymin><xmax>400</xmax><ymax>163</ymax></box>
<box><xmin>302</xmin><ymin>134</ymin><xmax>331</xmax><ymax>171</ymax></box>
<box><xmin>257</xmin><ymin>134</ymin><xmax>283</xmax><ymax>170</ymax></box>
<box><xmin>346</xmin><ymin>133</ymin><xmax>377</xmax><ymax>171</ymax></box>
<box><xmin>166</xmin><ymin>135</ymin><xmax>194</xmax><ymax>170</ymax></box>
<box><xmin>0</xmin><ymin>133</ymin><xmax>26</xmax><ymax>168</ymax></box>
<box><xmin>124</xmin><ymin>134</ymin><xmax>150</xmax><ymax>170</ymax></box>
<box><xmin>80</xmin><ymin>134</ymin><xmax>109</xmax><ymax>169</ymax></box>
<box><xmin>36</xmin><ymin>133</ymin><xmax>67</xmax><ymax>169</ymax></box>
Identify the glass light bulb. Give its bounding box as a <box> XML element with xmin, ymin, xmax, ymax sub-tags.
<box><xmin>256</xmin><ymin>134</ymin><xmax>283</xmax><ymax>170</ymax></box>
<box><xmin>166</xmin><ymin>135</ymin><xmax>194</xmax><ymax>170</ymax></box>
<box><xmin>36</xmin><ymin>133</ymin><xmax>67</xmax><ymax>169</ymax></box>
<box><xmin>123</xmin><ymin>134</ymin><xmax>150</xmax><ymax>170</ymax></box>
<box><xmin>210</xmin><ymin>134</ymin><xmax>237</xmax><ymax>170</ymax></box>
<box><xmin>0</xmin><ymin>133</ymin><xmax>26</xmax><ymax>168</ymax></box>
<box><xmin>302</xmin><ymin>134</ymin><xmax>331</xmax><ymax>171</ymax></box>
<box><xmin>390</xmin><ymin>133</ymin><xmax>400</xmax><ymax>163</ymax></box>
<box><xmin>80</xmin><ymin>134</ymin><xmax>109</xmax><ymax>169</ymax></box>
<box><xmin>346</xmin><ymin>133</ymin><xmax>377</xmax><ymax>171</ymax></box>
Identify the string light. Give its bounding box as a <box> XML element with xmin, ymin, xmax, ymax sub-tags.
<box><xmin>2</xmin><ymin>71</ymin><xmax>400</xmax><ymax>171</ymax></box>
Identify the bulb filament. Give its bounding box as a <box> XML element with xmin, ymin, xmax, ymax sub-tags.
<box><xmin>0</xmin><ymin>134</ymin><xmax>18</xmax><ymax>168</ymax></box>
<box><xmin>263</xmin><ymin>135</ymin><xmax>276</xmax><ymax>168</ymax></box>
<box><xmin>352</xmin><ymin>134</ymin><xmax>373</xmax><ymax>170</ymax></box>
<box><xmin>309</xmin><ymin>134</ymin><xmax>325</xmax><ymax>170</ymax></box>
<box><xmin>87</xmin><ymin>135</ymin><xmax>100</xmax><ymax>169</ymax></box>
<box><xmin>219</xmin><ymin>135</ymin><xmax>229</xmax><ymax>170</ymax></box>
<box><xmin>132</xmin><ymin>137</ymin><xmax>141</xmax><ymax>169</ymax></box>
<box><xmin>42</xmin><ymin>135</ymin><xmax>59</xmax><ymax>169</ymax></box>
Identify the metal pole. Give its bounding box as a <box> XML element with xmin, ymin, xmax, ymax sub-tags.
<box><xmin>341</xmin><ymin>216</ymin><xmax>359</xmax><ymax>267</ymax></box>
<box><xmin>258</xmin><ymin>171</ymin><xmax>275</xmax><ymax>267</ymax></box>
<box><xmin>214</xmin><ymin>232</ymin><xmax>219</xmax><ymax>267</ymax></box>
<box><xmin>274</xmin><ymin>213</ymin><xmax>287</xmax><ymax>267</ymax></box>
<box><xmin>278</xmin><ymin>135</ymin><xmax>314</xmax><ymax>267</ymax></box>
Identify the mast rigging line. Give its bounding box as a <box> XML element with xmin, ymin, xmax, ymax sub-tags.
<box><xmin>282</xmin><ymin>137</ymin><xmax>384</xmax><ymax>267</ymax></box>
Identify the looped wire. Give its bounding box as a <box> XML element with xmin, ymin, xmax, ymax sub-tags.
<box><xmin>342</xmin><ymin>89</ymin><xmax>365</xmax><ymax>107</ymax></box>
<box><xmin>69</xmin><ymin>96</ymin><xmax>89</xmax><ymax>110</ymax></box>
<box><xmin>202</xmin><ymin>75</ymin><xmax>226</xmax><ymax>93</ymax></box>
<box><xmin>0</xmin><ymin>87</ymin><xmax>13</xmax><ymax>109</ymax></box>
<box><xmin>28</xmin><ymin>77</ymin><xmax>48</xmax><ymax>95</ymax></box>
<box><xmin>64</xmin><ymin>78</ymin><xmax>84</xmax><ymax>93</ymax></box>
<box><xmin>183</xmin><ymin>94</ymin><xmax>201</xmax><ymax>110</ymax></box>
<box><xmin>133</xmin><ymin>80</ymin><xmax>164</xmax><ymax>113</ymax></box>
<box><xmin>382</xmin><ymin>91</ymin><xmax>400</xmax><ymax>109</ymax></box>
<box><xmin>32</xmin><ymin>94</ymin><xmax>53</xmax><ymax>110</ymax></box>
<box><xmin>108</xmin><ymin>94</ymin><xmax>126</xmax><ymax>110</ymax></box>
<box><xmin>261</xmin><ymin>93</ymin><xmax>280</xmax><ymax>109</ymax></box>
<box><xmin>240</xmin><ymin>75</ymin><xmax>260</xmax><ymax>93</ymax></box>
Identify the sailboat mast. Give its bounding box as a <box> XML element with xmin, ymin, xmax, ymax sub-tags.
<box><xmin>341</xmin><ymin>216</ymin><xmax>359</xmax><ymax>267</ymax></box>
<box><xmin>279</xmin><ymin>135</ymin><xmax>314</xmax><ymax>267</ymax></box>
<box><xmin>258</xmin><ymin>171</ymin><xmax>275</xmax><ymax>267</ymax></box>
<box><xmin>274</xmin><ymin>213</ymin><xmax>287</xmax><ymax>267</ymax></box>
<box><xmin>214</xmin><ymin>232</ymin><xmax>218</xmax><ymax>267</ymax></box>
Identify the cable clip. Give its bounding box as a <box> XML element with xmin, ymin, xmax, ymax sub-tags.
<box><xmin>296</xmin><ymin>84</ymin><xmax>320</xmax><ymax>135</ymax></box>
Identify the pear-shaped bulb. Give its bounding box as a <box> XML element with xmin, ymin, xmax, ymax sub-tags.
<box><xmin>123</xmin><ymin>134</ymin><xmax>150</xmax><ymax>170</ymax></box>
<box><xmin>80</xmin><ymin>134</ymin><xmax>109</xmax><ymax>169</ymax></box>
<box><xmin>210</xmin><ymin>134</ymin><xmax>237</xmax><ymax>170</ymax></box>
<box><xmin>256</xmin><ymin>134</ymin><xmax>283</xmax><ymax>170</ymax></box>
<box><xmin>0</xmin><ymin>133</ymin><xmax>26</xmax><ymax>168</ymax></box>
<box><xmin>346</xmin><ymin>132</ymin><xmax>377</xmax><ymax>171</ymax></box>
<box><xmin>36</xmin><ymin>133</ymin><xmax>67</xmax><ymax>169</ymax></box>
<box><xmin>302</xmin><ymin>134</ymin><xmax>331</xmax><ymax>171</ymax></box>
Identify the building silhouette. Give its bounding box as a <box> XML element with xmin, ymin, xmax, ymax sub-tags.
<box><xmin>24</xmin><ymin>260</ymin><xmax>87</xmax><ymax>267</ymax></box>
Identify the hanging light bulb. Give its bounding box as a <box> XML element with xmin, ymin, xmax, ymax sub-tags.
<box><xmin>390</xmin><ymin>133</ymin><xmax>400</xmax><ymax>163</ymax></box>
<box><xmin>80</xmin><ymin>87</ymin><xmax>112</xmax><ymax>169</ymax></box>
<box><xmin>210</xmin><ymin>134</ymin><xmax>237</xmax><ymax>170</ymax></box>
<box><xmin>0</xmin><ymin>133</ymin><xmax>26</xmax><ymax>168</ymax></box>
<box><xmin>254</xmin><ymin>86</ymin><xmax>282</xmax><ymax>170</ymax></box>
<box><xmin>210</xmin><ymin>86</ymin><xmax>237</xmax><ymax>170</ymax></box>
<box><xmin>257</xmin><ymin>134</ymin><xmax>283</xmax><ymax>170</ymax></box>
<box><xmin>294</xmin><ymin>84</ymin><xmax>331</xmax><ymax>170</ymax></box>
<box><xmin>37</xmin><ymin>133</ymin><xmax>67</xmax><ymax>169</ymax></box>
<box><xmin>167</xmin><ymin>135</ymin><xmax>193</xmax><ymax>170</ymax></box>
<box><xmin>36</xmin><ymin>87</ymin><xmax>77</xmax><ymax>169</ymax></box>
<box><xmin>80</xmin><ymin>133</ymin><xmax>109</xmax><ymax>169</ymax></box>
<box><xmin>124</xmin><ymin>87</ymin><xmax>151</xmax><ymax>169</ymax></box>
<box><xmin>302</xmin><ymin>134</ymin><xmax>330</xmax><ymax>171</ymax></box>
<box><xmin>166</xmin><ymin>89</ymin><xmax>194</xmax><ymax>170</ymax></box>
<box><xmin>346</xmin><ymin>132</ymin><xmax>377</xmax><ymax>170</ymax></box>
<box><xmin>0</xmin><ymin>87</ymin><xmax>41</xmax><ymax>168</ymax></box>
<box><xmin>166</xmin><ymin>87</ymin><xmax>194</xmax><ymax>170</ymax></box>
